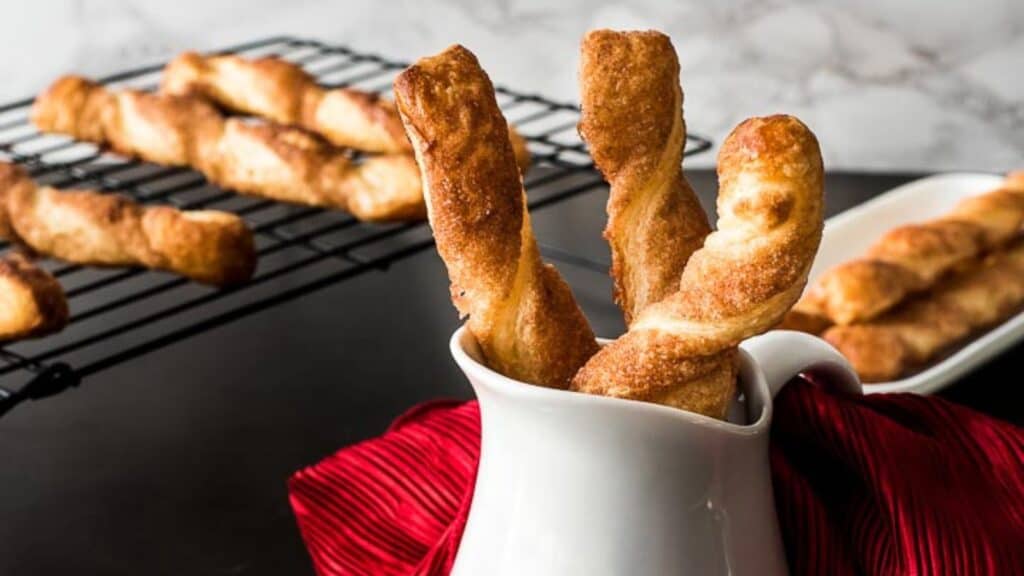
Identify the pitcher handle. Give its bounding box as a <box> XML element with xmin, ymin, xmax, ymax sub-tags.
<box><xmin>741</xmin><ymin>330</ymin><xmax>862</xmax><ymax>398</ymax></box>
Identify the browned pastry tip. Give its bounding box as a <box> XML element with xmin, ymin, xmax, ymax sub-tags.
<box><xmin>141</xmin><ymin>207</ymin><xmax>256</xmax><ymax>285</ymax></box>
<box><xmin>579</xmin><ymin>29</ymin><xmax>710</xmax><ymax>325</ymax></box>
<box><xmin>160</xmin><ymin>51</ymin><xmax>533</xmax><ymax>171</ymax></box>
<box><xmin>797</xmin><ymin>173</ymin><xmax>1024</xmax><ymax>326</ymax></box>
<box><xmin>0</xmin><ymin>251</ymin><xmax>68</xmax><ymax>341</ymax></box>
<box><xmin>573</xmin><ymin>114</ymin><xmax>824</xmax><ymax>418</ymax></box>
<box><xmin>31</xmin><ymin>75</ymin><xmax>112</xmax><ymax>142</ymax></box>
<box><xmin>824</xmin><ymin>241</ymin><xmax>1024</xmax><ymax>382</ymax></box>
<box><xmin>394</xmin><ymin>44</ymin><xmax>598</xmax><ymax>389</ymax></box>
<box><xmin>32</xmin><ymin>75</ymin><xmax>426</xmax><ymax>222</ymax></box>
<box><xmin>0</xmin><ymin>161</ymin><xmax>255</xmax><ymax>285</ymax></box>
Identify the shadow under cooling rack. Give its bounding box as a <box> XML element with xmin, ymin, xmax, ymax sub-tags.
<box><xmin>0</xmin><ymin>35</ymin><xmax>712</xmax><ymax>417</ymax></box>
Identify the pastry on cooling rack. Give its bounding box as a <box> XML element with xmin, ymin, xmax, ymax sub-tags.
<box><xmin>792</xmin><ymin>173</ymin><xmax>1024</xmax><ymax>326</ymax></box>
<box><xmin>160</xmin><ymin>51</ymin><xmax>531</xmax><ymax>171</ymax></box>
<box><xmin>0</xmin><ymin>162</ymin><xmax>255</xmax><ymax>286</ymax></box>
<box><xmin>0</xmin><ymin>251</ymin><xmax>68</xmax><ymax>341</ymax></box>
<box><xmin>394</xmin><ymin>44</ymin><xmax>598</xmax><ymax>389</ymax></box>
<box><xmin>30</xmin><ymin>75</ymin><xmax>426</xmax><ymax>222</ymax></box>
<box><xmin>823</xmin><ymin>240</ymin><xmax>1024</xmax><ymax>382</ymax></box>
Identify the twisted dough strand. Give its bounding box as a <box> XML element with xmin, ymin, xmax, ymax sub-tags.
<box><xmin>797</xmin><ymin>174</ymin><xmax>1024</xmax><ymax>325</ymax></box>
<box><xmin>394</xmin><ymin>45</ymin><xmax>598</xmax><ymax>389</ymax></box>
<box><xmin>824</xmin><ymin>240</ymin><xmax>1024</xmax><ymax>382</ymax></box>
<box><xmin>0</xmin><ymin>162</ymin><xmax>255</xmax><ymax>285</ymax></box>
<box><xmin>578</xmin><ymin>30</ymin><xmax>710</xmax><ymax>325</ymax></box>
<box><xmin>572</xmin><ymin>115</ymin><xmax>824</xmax><ymax>418</ymax></box>
<box><xmin>162</xmin><ymin>51</ymin><xmax>410</xmax><ymax>154</ymax></box>
<box><xmin>160</xmin><ymin>51</ymin><xmax>532</xmax><ymax>171</ymax></box>
<box><xmin>31</xmin><ymin>76</ymin><xmax>425</xmax><ymax>222</ymax></box>
<box><xmin>0</xmin><ymin>252</ymin><xmax>68</xmax><ymax>341</ymax></box>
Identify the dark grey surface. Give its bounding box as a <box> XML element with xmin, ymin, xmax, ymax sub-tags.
<box><xmin>1</xmin><ymin>170</ymin><xmax>1019</xmax><ymax>575</ymax></box>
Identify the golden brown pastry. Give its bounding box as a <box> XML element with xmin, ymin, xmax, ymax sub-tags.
<box><xmin>824</xmin><ymin>240</ymin><xmax>1024</xmax><ymax>382</ymax></box>
<box><xmin>160</xmin><ymin>51</ymin><xmax>532</xmax><ymax>171</ymax></box>
<box><xmin>0</xmin><ymin>251</ymin><xmax>68</xmax><ymax>341</ymax></box>
<box><xmin>394</xmin><ymin>45</ymin><xmax>598</xmax><ymax>389</ymax></box>
<box><xmin>162</xmin><ymin>51</ymin><xmax>409</xmax><ymax>154</ymax></box>
<box><xmin>0</xmin><ymin>162</ymin><xmax>254</xmax><ymax>285</ymax></box>
<box><xmin>797</xmin><ymin>175</ymin><xmax>1024</xmax><ymax>325</ymax></box>
<box><xmin>572</xmin><ymin>115</ymin><xmax>825</xmax><ymax>418</ymax></box>
<box><xmin>31</xmin><ymin>75</ymin><xmax>426</xmax><ymax>222</ymax></box>
<box><xmin>578</xmin><ymin>29</ymin><xmax>710</xmax><ymax>325</ymax></box>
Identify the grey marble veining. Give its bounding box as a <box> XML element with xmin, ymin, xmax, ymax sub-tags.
<box><xmin>1</xmin><ymin>0</ymin><xmax>1021</xmax><ymax>171</ymax></box>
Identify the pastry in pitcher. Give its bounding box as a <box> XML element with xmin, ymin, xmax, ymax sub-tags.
<box><xmin>570</xmin><ymin>30</ymin><xmax>825</xmax><ymax>419</ymax></box>
<box><xmin>394</xmin><ymin>45</ymin><xmax>599</xmax><ymax>389</ymax></box>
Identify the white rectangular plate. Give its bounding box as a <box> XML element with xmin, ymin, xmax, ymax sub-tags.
<box><xmin>809</xmin><ymin>172</ymin><xmax>1021</xmax><ymax>394</ymax></box>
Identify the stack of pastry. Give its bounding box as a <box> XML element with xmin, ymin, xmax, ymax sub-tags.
<box><xmin>4</xmin><ymin>48</ymin><xmax>537</xmax><ymax>343</ymax></box>
<box><xmin>0</xmin><ymin>161</ymin><xmax>257</xmax><ymax>341</ymax></box>
<box><xmin>785</xmin><ymin>173</ymin><xmax>1024</xmax><ymax>381</ymax></box>
<box><xmin>394</xmin><ymin>30</ymin><xmax>825</xmax><ymax>419</ymax></box>
<box><xmin>30</xmin><ymin>53</ymin><xmax>531</xmax><ymax>223</ymax></box>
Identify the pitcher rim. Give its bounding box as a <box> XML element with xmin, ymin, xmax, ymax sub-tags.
<box><xmin>450</xmin><ymin>326</ymin><xmax>772</xmax><ymax>437</ymax></box>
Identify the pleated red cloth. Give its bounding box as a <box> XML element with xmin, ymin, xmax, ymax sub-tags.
<box><xmin>289</xmin><ymin>380</ymin><xmax>1024</xmax><ymax>575</ymax></box>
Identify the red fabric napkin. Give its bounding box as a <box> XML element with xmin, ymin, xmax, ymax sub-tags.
<box><xmin>289</xmin><ymin>380</ymin><xmax>1024</xmax><ymax>575</ymax></box>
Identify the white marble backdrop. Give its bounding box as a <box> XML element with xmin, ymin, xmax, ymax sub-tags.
<box><xmin>1</xmin><ymin>0</ymin><xmax>1021</xmax><ymax>171</ymax></box>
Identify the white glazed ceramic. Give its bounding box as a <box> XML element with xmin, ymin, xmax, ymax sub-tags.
<box><xmin>449</xmin><ymin>327</ymin><xmax>861</xmax><ymax>576</ymax></box>
<box><xmin>810</xmin><ymin>172</ymin><xmax>1022</xmax><ymax>394</ymax></box>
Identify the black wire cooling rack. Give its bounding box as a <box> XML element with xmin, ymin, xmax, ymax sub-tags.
<box><xmin>0</xmin><ymin>36</ymin><xmax>711</xmax><ymax>417</ymax></box>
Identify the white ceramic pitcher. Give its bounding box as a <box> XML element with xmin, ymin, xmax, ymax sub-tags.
<box><xmin>448</xmin><ymin>327</ymin><xmax>861</xmax><ymax>576</ymax></box>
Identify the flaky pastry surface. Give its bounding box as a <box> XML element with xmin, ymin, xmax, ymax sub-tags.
<box><xmin>0</xmin><ymin>162</ymin><xmax>255</xmax><ymax>285</ymax></box>
<box><xmin>31</xmin><ymin>76</ymin><xmax>425</xmax><ymax>222</ymax></box>
<box><xmin>0</xmin><ymin>251</ymin><xmax>68</xmax><ymax>341</ymax></box>
<box><xmin>824</xmin><ymin>240</ymin><xmax>1024</xmax><ymax>382</ymax></box>
<box><xmin>578</xmin><ymin>30</ymin><xmax>710</xmax><ymax>325</ymax></box>
<box><xmin>160</xmin><ymin>51</ymin><xmax>532</xmax><ymax>172</ymax></box>
<box><xmin>394</xmin><ymin>45</ymin><xmax>598</xmax><ymax>389</ymax></box>
<box><xmin>795</xmin><ymin>174</ymin><xmax>1024</xmax><ymax>326</ymax></box>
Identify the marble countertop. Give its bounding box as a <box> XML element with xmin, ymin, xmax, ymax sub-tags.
<box><xmin>2</xmin><ymin>0</ymin><xmax>1021</xmax><ymax>171</ymax></box>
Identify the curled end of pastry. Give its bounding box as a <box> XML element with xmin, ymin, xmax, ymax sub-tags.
<box><xmin>578</xmin><ymin>29</ymin><xmax>682</xmax><ymax>186</ymax></box>
<box><xmin>0</xmin><ymin>252</ymin><xmax>69</xmax><ymax>341</ymax></box>
<box><xmin>31</xmin><ymin>75</ymin><xmax>110</xmax><ymax>141</ymax></box>
<box><xmin>141</xmin><ymin>207</ymin><xmax>257</xmax><ymax>286</ymax></box>
<box><xmin>159</xmin><ymin>51</ymin><xmax>206</xmax><ymax>96</ymax></box>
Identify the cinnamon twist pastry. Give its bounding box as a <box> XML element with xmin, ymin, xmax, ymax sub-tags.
<box><xmin>0</xmin><ymin>162</ymin><xmax>255</xmax><ymax>285</ymax></box>
<box><xmin>160</xmin><ymin>52</ymin><xmax>532</xmax><ymax>171</ymax></box>
<box><xmin>578</xmin><ymin>30</ymin><xmax>710</xmax><ymax>325</ymax></box>
<box><xmin>824</xmin><ymin>240</ymin><xmax>1024</xmax><ymax>382</ymax></box>
<box><xmin>31</xmin><ymin>76</ymin><xmax>426</xmax><ymax>222</ymax></box>
<box><xmin>796</xmin><ymin>174</ymin><xmax>1024</xmax><ymax>325</ymax></box>
<box><xmin>0</xmin><ymin>252</ymin><xmax>68</xmax><ymax>341</ymax></box>
<box><xmin>394</xmin><ymin>45</ymin><xmax>598</xmax><ymax>389</ymax></box>
<box><xmin>572</xmin><ymin>115</ymin><xmax>825</xmax><ymax>418</ymax></box>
